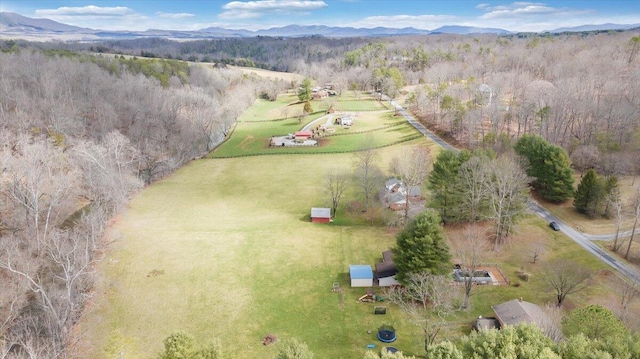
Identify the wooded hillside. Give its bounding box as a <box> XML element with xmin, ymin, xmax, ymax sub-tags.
<box><xmin>0</xmin><ymin>49</ymin><xmax>288</xmax><ymax>357</ymax></box>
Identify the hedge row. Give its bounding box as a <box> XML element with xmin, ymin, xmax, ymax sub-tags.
<box><xmin>209</xmin><ymin>133</ymin><xmax>423</xmax><ymax>159</ymax></box>
<box><xmin>317</xmin><ymin>121</ymin><xmax>408</xmax><ymax>138</ymax></box>
<box><xmin>239</xmin><ymin>110</ymin><xmax>326</xmax><ymax>123</ymax></box>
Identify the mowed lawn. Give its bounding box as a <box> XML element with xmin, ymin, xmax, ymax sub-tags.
<box><xmin>78</xmin><ymin>148</ymin><xmax>426</xmax><ymax>359</ymax></box>
<box><xmin>210</xmin><ymin>92</ymin><xmax>419</xmax><ymax>158</ymax></box>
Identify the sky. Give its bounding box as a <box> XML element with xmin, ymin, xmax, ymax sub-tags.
<box><xmin>1</xmin><ymin>0</ymin><xmax>639</xmax><ymax>32</ymax></box>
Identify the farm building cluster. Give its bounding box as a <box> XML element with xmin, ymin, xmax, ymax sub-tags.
<box><xmin>311</xmin><ymin>84</ymin><xmax>337</xmax><ymax>100</ymax></box>
<box><xmin>270</xmin><ymin>131</ymin><xmax>318</xmax><ymax>147</ymax></box>
<box><xmin>349</xmin><ymin>250</ymin><xmax>399</xmax><ymax>288</ymax></box>
<box><xmin>269</xmin><ymin>111</ymin><xmax>357</xmax><ymax>147</ymax></box>
<box><xmin>380</xmin><ymin>177</ymin><xmax>425</xmax><ymax>211</ymax></box>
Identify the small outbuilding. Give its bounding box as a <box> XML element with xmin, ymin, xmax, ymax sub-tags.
<box><xmin>349</xmin><ymin>265</ymin><xmax>374</xmax><ymax>287</ymax></box>
<box><xmin>295</xmin><ymin>131</ymin><xmax>313</xmax><ymax>142</ymax></box>
<box><xmin>376</xmin><ymin>250</ymin><xmax>399</xmax><ymax>287</ymax></box>
<box><xmin>311</xmin><ymin>207</ymin><xmax>332</xmax><ymax>223</ymax></box>
<box><xmin>339</xmin><ymin>117</ymin><xmax>353</xmax><ymax>126</ymax></box>
<box><xmin>376</xmin><ymin>262</ymin><xmax>399</xmax><ymax>287</ymax></box>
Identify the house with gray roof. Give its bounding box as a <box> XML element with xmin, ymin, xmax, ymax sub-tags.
<box><xmin>491</xmin><ymin>298</ymin><xmax>549</xmax><ymax>328</ymax></box>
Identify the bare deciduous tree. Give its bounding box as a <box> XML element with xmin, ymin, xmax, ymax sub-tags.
<box><xmin>616</xmin><ymin>280</ymin><xmax>639</xmax><ymax>327</ymax></box>
<box><xmin>570</xmin><ymin>145</ymin><xmax>601</xmax><ymax>176</ymax></box>
<box><xmin>3</xmin><ymin>135</ymin><xmax>78</xmax><ymax>253</ymax></box>
<box><xmin>537</xmin><ymin>304</ymin><xmax>564</xmax><ymax>343</ymax></box>
<box><xmin>0</xmin><ymin>240</ymin><xmax>68</xmax><ymax>356</ymax></box>
<box><xmin>625</xmin><ymin>187</ymin><xmax>640</xmax><ymax>259</ymax></box>
<box><xmin>353</xmin><ymin>135</ymin><xmax>383</xmax><ymax>211</ymax></box>
<box><xmin>456</xmin><ymin>155</ymin><xmax>490</xmax><ymax>223</ymax></box>
<box><xmin>323</xmin><ymin>171</ymin><xmax>350</xmax><ymax>218</ymax></box>
<box><xmin>542</xmin><ymin>259</ymin><xmax>592</xmax><ymax>307</ymax></box>
<box><xmin>484</xmin><ymin>155</ymin><xmax>531</xmax><ymax>248</ymax></box>
<box><xmin>528</xmin><ymin>241</ymin><xmax>547</xmax><ymax>264</ymax></box>
<box><xmin>385</xmin><ymin>272</ymin><xmax>460</xmax><ymax>353</ymax></box>
<box><xmin>73</xmin><ymin>131</ymin><xmax>143</xmax><ymax>214</ymax></box>
<box><xmin>454</xmin><ymin>226</ymin><xmax>487</xmax><ymax>310</ymax></box>
<box><xmin>390</xmin><ymin>146</ymin><xmax>431</xmax><ymax>224</ymax></box>
<box><xmin>607</xmin><ymin>190</ymin><xmax>626</xmax><ymax>252</ymax></box>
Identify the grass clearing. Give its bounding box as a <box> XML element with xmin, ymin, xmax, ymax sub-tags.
<box><xmin>78</xmin><ymin>149</ymin><xmax>429</xmax><ymax>359</ymax></box>
<box><xmin>77</xmin><ymin>90</ymin><xmax>639</xmax><ymax>358</ymax></box>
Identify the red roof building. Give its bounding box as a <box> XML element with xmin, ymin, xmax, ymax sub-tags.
<box><xmin>311</xmin><ymin>207</ymin><xmax>332</xmax><ymax>223</ymax></box>
<box><xmin>295</xmin><ymin>131</ymin><xmax>313</xmax><ymax>140</ymax></box>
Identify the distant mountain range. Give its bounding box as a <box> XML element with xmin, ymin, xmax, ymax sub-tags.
<box><xmin>1</xmin><ymin>12</ymin><xmax>638</xmax><ymax>41</ymax></box>
<box><xmin>546</xmin><ymin>23</ymin><xmax>640</xmax><ymax>33</ymax></box>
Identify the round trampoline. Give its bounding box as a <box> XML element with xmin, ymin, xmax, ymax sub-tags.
<box><xmin>377</xmin><ymin>325</ymin><xmax>397</xmax><ymax>343</ymax></box>
<box><xmin>383</xmin><ymin>346</ymin><xmax>398</xmax><ymax>354</ymax></box>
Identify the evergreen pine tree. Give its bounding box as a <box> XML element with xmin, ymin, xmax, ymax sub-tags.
<box><xmin>393</xmin><ymin>210</ymin><xmax>451</xmax><ymax>283</ymax></box>
<box><xmin>428</xmin><ymin>150</ymin><xmax>466</xmax><ymax>223</ymax></box>
<box><xmin>574</xmin><ymin>169</ymin><xmax>605</xmax><ymax>218</ymax></box>
<box><xmin>514</xmin><ymin>134</ymin><xmax>574</xmax><ymax>202</ymax></box>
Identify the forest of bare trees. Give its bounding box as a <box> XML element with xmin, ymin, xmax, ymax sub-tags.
<box><xmin>0</xmin><ymin>29</ymin><xmax>638</xmax><ymax>356</ymax></box>
<box><xmin>0</xmin><ymin>49</ymin><xmax>288</xmax><ymax>357</ymax></box>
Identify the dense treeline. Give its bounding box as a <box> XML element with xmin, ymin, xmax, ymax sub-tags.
<box><xmin>59</xmin><ymin>31</ymin><xmax>640</xmax><ymax>176</ymax></box>
<box><xmin>90</xmin><ymin>36</ymin><xmax>369</xmax><ymax>72</ymax></box>
<box><xmin>0</xmin><ymin>49</ymin><xmax>288</xmax><ymax>357</ymax></box>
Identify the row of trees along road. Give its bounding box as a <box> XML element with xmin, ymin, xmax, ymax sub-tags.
<box><xmin>0</xmin><ymin>49</ymin><xmax>288</xmax><ymax>357</ymax></box>
<box><xmin>574</xmin><ymin>168</ymin><xmax>640</xmax><ymax>259</ymax></box>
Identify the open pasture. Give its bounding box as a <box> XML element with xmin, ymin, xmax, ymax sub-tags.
<box><xmin>77</xmin><ymin>90</ymin><xmax>639</xmax><ymax>359</ymax></box>
<box><xmin>79</xmin><ymin>149</ymin><xmax>427</xmax><ymax>358</ymax></box>
<box><xmin>210</xmin><ymin>92</ymin><xmax>420</xmax><ymax>158</ymax></box>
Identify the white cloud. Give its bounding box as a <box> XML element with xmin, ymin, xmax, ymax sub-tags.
<box><xmin>219</xmin><ymin>0</ymin><xmax>327</xmax><ymax>19</ymax></box>
<box><xmin>156</xmin><ymin>12</ymin><xmax>196</xmax><ymax>19</ymax></box>
<box><xmin>478</xmin><ymin>2</ymin><xmax>589</xmax><ymax>20</ymax></box>
<box><xmin>36</xmin><ymin>5</ymin><xmax>134</xmax><ymax>17</ymax></box>
<box><xmin>475</xmin><ymin>3</ymin><xmax>490</xmax><ymax>10</ymax></box>
<box><xmin>352</xmin><ymin>14</ymin><xmax>459</xmax><ymax>30</ymax></box>
<box><xmin>34</xmin><ymin>5</ymin><xmax>148</xmax><ymax>31</ymax></box>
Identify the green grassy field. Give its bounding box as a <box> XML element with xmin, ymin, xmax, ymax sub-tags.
<box><xmin>80</xmin><ymin>149</ymin><xmax>429</xmax><ymax>358</ymax></box>
<box><xmin>210</xmin><ymin>93</ymin><xmax>419</xmax><ymax>158</ymax></box>
<box><xmin>77</xmin><ymin>90</ymin><xmax>638</xmax><ymax>359</ymax></box>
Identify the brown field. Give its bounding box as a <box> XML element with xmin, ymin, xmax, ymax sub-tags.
<box><xmin>228</xmin><ymin>65</ymin><xmax>304</xmax><ymax>83</ymax></box>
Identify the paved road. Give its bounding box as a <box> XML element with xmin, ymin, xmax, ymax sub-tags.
<box><xmin>528</xmin><ymin>201</ymin><xmax>640</xmax><ymax>285</ymax></box>
<box><xmin>584</xmin><ymin>229</ymin><xmax>638</xmax><ymax>241</ymax></box>
<box><xmin>387</xmin><ymin>95</ymin><xmax>640</xmax><ymax>285</ymax></box>
<box><xmin>385</xmin><ymin>96</ymin><xmax>457</xmax><ymax>152</ymax></box>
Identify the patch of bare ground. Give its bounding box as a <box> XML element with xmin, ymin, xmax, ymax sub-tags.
<box><xmin>227</xmin><ymin>65</ymin><xmax>304</xmax><ymax>83</ymax></box>
<box><xmin>447</xmin><ymin>221</ymin><xmax>549</xmax><ymax>264</ymax></box>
